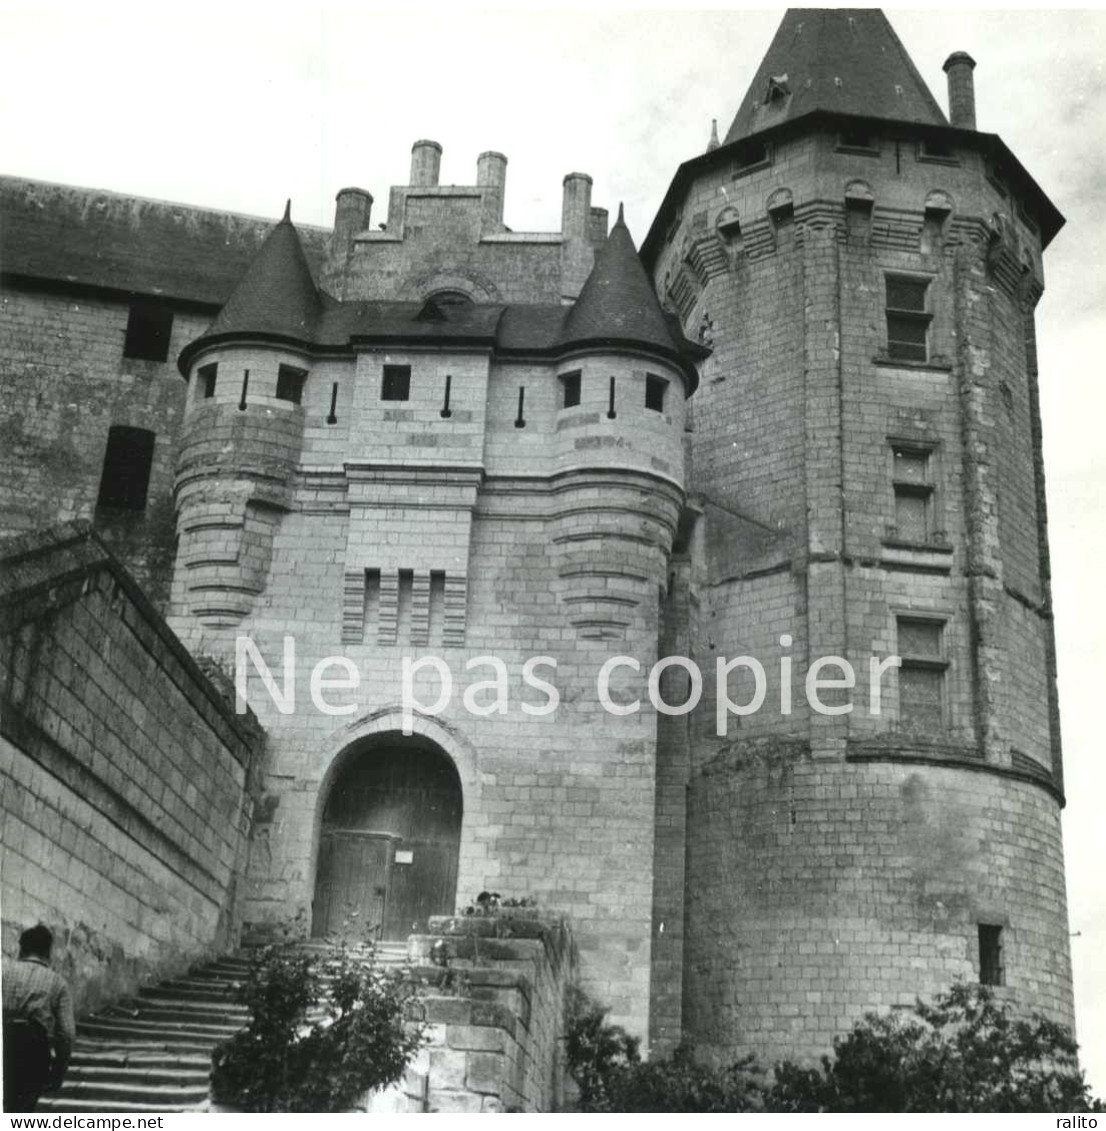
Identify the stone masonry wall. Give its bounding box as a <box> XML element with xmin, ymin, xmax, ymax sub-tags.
<box><xmin>684</xmin><ymin>752</ymin><xmax>1072</xmax><ymax>1066</ymax></box>
<box><xmin>0</xmin><ymin>525</ymin><xmax>263</xmax><ymax>1016</ymax></box>
<box><xmin>0</xmin><ymin>282</ymin><xmax>209</xmax><ymax>610</ymax></box>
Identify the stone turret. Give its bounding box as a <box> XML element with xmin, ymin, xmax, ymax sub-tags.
<box><xmin>173</xmin><ymin>204</ymin><xmax>315</xmax><ymax>623</ymax></box>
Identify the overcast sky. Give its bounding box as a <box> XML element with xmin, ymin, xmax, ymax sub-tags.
<box><xmin>2</xmin><ymin>0</ymin><xmax>1104</xmax><ymax>1095</ymax></box>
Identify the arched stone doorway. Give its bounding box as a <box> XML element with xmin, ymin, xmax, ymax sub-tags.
<box><xmin>312</xmin><ymin>734</ymin><xmax>462</xmax><ymax>940</ymax></box>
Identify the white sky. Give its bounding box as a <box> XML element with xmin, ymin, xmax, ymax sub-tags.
<box><xmin>2</xmin><ymin>0</ymin><xmax>1104</xmax><ymax>1097</ymax></box>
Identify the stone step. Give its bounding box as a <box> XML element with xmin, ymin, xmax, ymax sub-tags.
<box><xmin>123</xmin><ymin>994</ymin><xmax>250</xmax><ymax>1017</ymax></box>
<box><xmin>38</xmin><ymin>1094</ymin><xmax>205</xmax><ymax>1114</ymax></box>
<box><xmin>101</xmin><ymin>1001</ymin><xmax>243</xmax><ymax>1026</ymax></box>
<box><xmin>70</xmin><ymin>1049</ymin><xmax>211</xmax><ymax>1071</ymax></box>
<box><xmin>66</xmin><ymin>1063</ymin><xmax>211</xmax><ymax>1087</ymax></box>
<box><xmin>78</xmin><ymin>1017</ymin><xmax>232</xmax><ymax>1044</ymax></box>
<box><xmin>143</xmin><ymin>979</ymin><xmax>239</xmax><ymax>1000</ymax></box>
<box><xmin>74</xmin><ymin>1035</ymin><xmax>217</xmax><ymax>1056</ymax></box>
<box><xmin>50</xmin><ymin>1080</ymin><xmax>210</xmax><ymax>1106</ymax></box>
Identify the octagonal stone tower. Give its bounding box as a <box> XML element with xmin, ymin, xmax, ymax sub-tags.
<box><xmin>640</xmin><ymin>8</ymin><xmax>1071</xmax><ymax>1063</ymax></box>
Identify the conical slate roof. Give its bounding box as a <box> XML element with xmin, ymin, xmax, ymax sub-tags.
<box><xmin>723</xmin><ymin>8</ymin><xmax>948</xmax><ymax>145</ymax></box>
<box><xmin>559</xmin><ymin>205</ymin><xmax>683</xmax><ymax>359</ymax></box>
<box><xmin>204</xmin><ymin>201</ymin><xmax>321</xmax><ymax>341</ymax></box>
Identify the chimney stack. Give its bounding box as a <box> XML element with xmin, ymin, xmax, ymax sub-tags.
<box><xmin>561</xmin><ymin>172</ymin><xmax>593</xmax><ymax>240</ymax></box>
<box><xmin>332</xmin><ymin>187</ymin><xmax>373</xmax><ymax>243</ymax></box>
<box><xmin>943</xmin><ymin>51</ymin><xmax>977</xmax><ymax>130</ymax></box>
<box><xmin>410</xmin><ymin>140</ymin><xmax>442</xmax><ymax>186</ymax></box>
<box><xmin>477</xmin><ymin>151</ymin><xmax>508</xmax><ymax>230</ymax></box>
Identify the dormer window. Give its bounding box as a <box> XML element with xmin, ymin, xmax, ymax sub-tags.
<box><xmin>765</xmin><ymin>74</ymin><xmax>790</xmax><ymax>103</ymax></box>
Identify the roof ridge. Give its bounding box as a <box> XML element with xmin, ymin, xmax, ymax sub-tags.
<box><xmin>0</xmin><ymin>173</ymin><xmax>332</xmax><ymax>234</ymax></box>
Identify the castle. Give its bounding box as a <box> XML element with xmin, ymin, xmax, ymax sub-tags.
<box><xmin>0</xmin><ymin>6</ymin><xmax>1072</xmax><ymax>1086</ymax></box>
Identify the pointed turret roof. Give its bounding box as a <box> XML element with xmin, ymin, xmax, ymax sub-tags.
<box><xmin>723</xmin><ymin>8</ymin><xmax>948</xmax><ymax>145</ymax></box>
<box><xmin>203</xmin><ymin>201</ymin><xmax>321</xmax><ymax>342</ymax></box>
<box><xmin>559</xmin><ymin>205</ymin><xmax>701</xmax><ymax>388</ymax></box>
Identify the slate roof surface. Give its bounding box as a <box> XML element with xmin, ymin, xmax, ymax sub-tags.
<box><xmin>558</xmin><ymin>205</ymin><xmax>685</xmax><ymax>359</ymax></box>
<box><xmin>0</xmin><ymin>176</ymin><xmax>329</xmax><ymax>305</ymax></box>
<box><xmin>206</xmin><ymin>205</ymin><xmax>322</xmax><ymax>340</ymax></box>
<box><xmin>723</xmin><ymin>8</ymin><xmax>949</xmax><ymax>145</ymax></box>
<box><xmin>180</xmin><ymin>208</ymin><xmax>705</xmax><ymax>389</ymax></box>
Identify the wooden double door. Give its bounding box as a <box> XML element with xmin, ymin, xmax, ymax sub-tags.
<box><xmin>312</xmin><ymin>743</ymin><xmax>462</xmax><ymax>941</ymax></box>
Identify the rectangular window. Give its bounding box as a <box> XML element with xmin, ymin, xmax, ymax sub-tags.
<box><xmin>560</xmin><ymin>370</ymin><xmax>581</xmax><ymax>409</ymax></box>
<box><xmin>198</xmin><ymin>363</ymin><xmax>217</xmax><ymax>399</ymax></box>
<box><xmin>96</xmin><ymin>425</ymin><xmax>156</xmax><ymax>511</ymax></box>
<box><xmin>381</xmin><ymin>365</ymin><xmax>411</xmax><ymax>402</ymax></box>
<box><xmin>978</xmin><ymin>924</ymin><xmax>1005</xmax><ymax>986</ymax></box>
<box><xmin>897</xmin><ymin>616</ymin><xmax>947</xmax><ymax>731</ymax></box>
<box><xmin>276</xmin><ymin>364</ymin><xmax>307</xmax><ymax>404</ymax></box>
<box><xmin>838</xmin><ymin>128</ymin><xmax>875</xmax><ymax>151</ymax></box>
<box><xmin>645</xmin><ymin>374</ymin><xmax>667</xmax><ymax>413</ymax></box>
<box><xmin>123</xmin><ymin>302</ymin><xmax>173</xmax><ymax>362</ymax></box>
<box><xmin>891</xmin><ymin>445</ymin><xmax>934</xmax><ymax>544</ymax></box>
<box><xmin>886</xmin><ymin>275</ymin><xmax>931</xmax><ymax>363</ymax></box>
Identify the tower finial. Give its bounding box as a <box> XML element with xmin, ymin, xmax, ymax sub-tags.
<box><xmin>707</xmin><ymin>118</ymin><xmax>720</xmax><ymax>152</ymax></box>
<box><xmin>283</xmin><ymin>199</ymin><xmax>292</xmax><ymax>222</ymax></box>
<box><xmin>617</xmin><ymin>202</ymin><xmax>625</xmax><ymax>226</ymax></box>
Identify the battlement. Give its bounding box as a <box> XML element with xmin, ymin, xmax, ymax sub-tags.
<box><xmin>321</xmin><ymin>141</ymin><xmax>610</xmax><ymax>304</ymax></box>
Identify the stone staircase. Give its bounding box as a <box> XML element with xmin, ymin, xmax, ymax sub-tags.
<box><xmin>38</xmin><ymin>942</ymin><xmax>410</xmax><ymax>1114</ymax></box>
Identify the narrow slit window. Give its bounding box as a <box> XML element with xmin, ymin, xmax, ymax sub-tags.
<box><xmin>886</xmin><ymin>275</ymin><xmax>932</xmax><ymax>363</ymax></box>
<box><xmin>978</xmin><ymin>924</ymin><xmax>1004</xmax><ymax>986</ymax></box>
<box><xmin>123</xmin><ymin>302</ymin><xmax>173</xmax><ymax>362</ymax></box>
<box><xmin>396</xmin><ymin>568</ymin><xmax>414</xmax><ymax>638</ymax></box>
<box><xmin>96</xmin><ymin>426</ymin><xmax>156</xmax><ymax>511</ymax></box>
<box><xmin>645</xmin><ymin>374</ymin><xmax>667</xmax><ymax>413</ymax></box>
<box><xmin>276</xmin><ymin>364</ymin><xmax>307</xmax><ymax>404</ymax></box>
<box><xmin>560</xmin><ymin>370</ymin><xmax>581</xmax><ymax>409</ymax></box>
<box><xmin>428</xmin><ymin>570</ymin><xmax>446</xmax><ymax>645</ymax></box>
<box><xmin>198</xmin><ymin>363</ymin><xmax>218</xmax><ymax>399</ymax></box>
<box><xmin>382</xmin><ymin>365</ymin><xmax>411</xmax><ymax>402</ymax></box>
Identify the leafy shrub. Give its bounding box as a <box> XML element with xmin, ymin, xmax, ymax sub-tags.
<box><xmin>566</xmin><ymin>983</ymin><xmax>1102</xmax><ymax>1113</ymax></box>
<box><xmin>769</xmin><ymin>983</ymin><xmax>1102</xmax><ymax>1113</ymax></box>
<box><xmin>564</xmin><ymin>987</ymin><xmax>764</xmax><ymax>1112</ymax></box>
<box><xmin>211</xmin><ymin>935</ymin><xmax>425</xmax><ymax>1112</ymax></box>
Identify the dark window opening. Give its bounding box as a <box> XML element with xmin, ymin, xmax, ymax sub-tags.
<box><xmin>96</xmin><ymin>425</ymin><xmax>156</xmax><ymax>512</ymax></box>
<box><xmin>645</xmin><ymin>374</ymin><xmax>667</xmax><ymax>413</ymax></box>
<box><xmin>897</xmin><ymin>617</ymin><xmax>947</xmax><ymax>731</ymax></box>
<box><xmin>979</xmin><ymin>924</ymin><xmax>1005</xmax><ymax>986</ymax></box>
<box><xmin>276</xmin><ymin>364</ymin><xmax>307</xmax><ymax>405</ymax></box>
<box><xmin>560</xmin><ymin>370</ymin><xmax>581</xmax><ymax>409</ymax></box>
<box><xmin>886</xmin><ymin>276</ymin><xmax>931</xmax><ymax>363</ymax></box>
<box><xmin>123</xmin><ymin>302</ymin><xmax>173</xmax><ymax>362</ymax></box>
<box><xmin>382</xmin><ymin>365</ymin><xmax>411</xmax><ymax>402</ymax></box>
<box><xmin>839</xmin><ymin>128</ymin><xmax>874</xmax><ymax>150</ymax></box>
<box><xmin>733</xmin><ymin>139</ymin><xmax>769</xmax><ymax>172</ymax></box>
<box><xmin>198</xmin><ymin>363</ymin><xmax>217</xmax><ymax>399</ymax></box>
<box><xmin>920</xmin><ymin>136</ymin><xmax>954</xmax><ymax>160</ymax></box>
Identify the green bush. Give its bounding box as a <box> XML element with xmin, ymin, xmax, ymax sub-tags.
<box><xmin>565</xmin><ymin>983</ymin><xmax>1102</xmax><ymax>1113</ymax></box>
<box><xmin>770</xmin><ymin>983</ymin><xmax>1103</xmax><ymax>1113</ymax></box>
<box><xmin>212</xmin><ymin>935</ymin><xmax>425</xmax><ymax>1112</ymax></box>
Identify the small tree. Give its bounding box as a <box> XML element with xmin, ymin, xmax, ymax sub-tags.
<box><xmin>769</xmin><ymin>983</ymin><xmax>1102</xmax><ymax>1113</ymax></box>
<box><xmin>212</xmin><ymin>935</ymin><xmax>425</xmax><ymax>1112</ymax></box>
